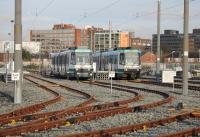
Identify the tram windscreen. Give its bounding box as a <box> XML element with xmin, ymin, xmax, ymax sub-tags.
<box><xmin>76</xmin><ymin>52</ymin><xmax>91</xmax><ymax>65</ymax></box>
<box><xmin>125</xmin><ymin>52</ymin><xmax>139</xmax><ymax>65</ymax></box>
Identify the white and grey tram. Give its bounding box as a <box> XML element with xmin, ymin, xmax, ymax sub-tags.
<box><xmin>50</xmin><ymin>47</ymin><xmax>93</xmax><ymax>79</ymax></box>
<box><xmin>93</xmin><ymin>47</ymin><xmax>141</xmax><ymax>79</ymax></box>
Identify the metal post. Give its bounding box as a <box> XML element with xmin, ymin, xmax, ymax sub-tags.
<box><xmin>183</xmin><ymin>0</ymin><xmax>189</xmax><ymax>96</ymax></box>
<box><xmin>172</xmin><ymin>51</ymin><xmax>175</xmax><ymax>70</ymax></box>
<box><xmin>110</xmin><ymin>77</ymin><xmax>112</xmax><ymax>94</ymax></box>
<box><xmin>156</xmin><ymin>0</ymin><xmax>161</xmax><ymax>81</ymax></box>
<box><xmin>14</xmin><ymin>0</ymin><xmax>22</xmax><ymax>103</ymax></box>
<box><xmin>90</xmin><ymin>28</ymin><xmax>93</xmax><ymax>52</ymax></box>
<box><xmin>109</xmin><ymin>20</ymin><xmax>112</xmax><ymax>49</ymax></box>
<box><xmin>39</xmin><ymin>43</ymin><xmax>41</xmax><ymax>74</ymax></box>
<box><xmin>199</xmin><ymin>49</ymin><xmax>200</xmax><ymax>62</ymax></box>
<box><xmin>94</xmin><ymin>33</ymin><xmax>96</xmax><ymax>53</ymax></box>
<box><xmin>10</xmin><ymin>20</ymin><xmax>14</xmax><ymax>72</ymax></box>
<box><xmin>4</xmin><ymin>44</ymin><xmax>8</xmax><ymax>83</ymax></box>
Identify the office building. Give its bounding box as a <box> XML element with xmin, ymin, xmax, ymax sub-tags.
<box><xmin>152</xmin><ymin>29</ymin><xmax>200</xmax><ymax>57</ymax></box>
<box><xmin>30</xmin><ymin>24</ymin><xmax>81</xmax><ymax>55</ymax></box>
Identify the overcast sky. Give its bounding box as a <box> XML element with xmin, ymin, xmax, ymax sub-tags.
<box><xmin>0</xmin><ymin>0</ymin><xmax>199</xmax><ymax>40</ymax></box>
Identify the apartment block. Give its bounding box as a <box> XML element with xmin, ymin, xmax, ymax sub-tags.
<box><xmin>94</xmin><ymin>30</ymin><xmax>130</xmax><ymax>52</ymax></box>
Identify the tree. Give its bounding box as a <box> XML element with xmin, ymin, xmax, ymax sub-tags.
<box><xmin>22</xmin><ymin>49</ymin><xmax>31</xmax><ymax>61</ymax></box>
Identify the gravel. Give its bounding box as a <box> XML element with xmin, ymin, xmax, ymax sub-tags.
<box><xmin>1</xmin><ymin>76</ymin><xmax>200</xmax><ymax>137</ymax></box>
<box><xmin>41</xmin><ymin>86</ymin><xmax>87</xmax><ymax>112</ymax></box>
<box><xmin>0</xmin><ymin>80</ymin><xmax>54</xmax><ymax>115</ymax></box>
<box><xmin>41</xmin><ymin>77</ymin><xmax>135</xmax><ymax>105</ymax></box>
<box><xmin>117</xmin><ymin>118</ymin><xmax>200</xmax><ymax>137</ymax></box>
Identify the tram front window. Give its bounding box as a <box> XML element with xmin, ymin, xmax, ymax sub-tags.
<box><xmin>119</xmin><ymin>53</ymin><xmax>125</xmax><ymax>65</ymax></box>
<box><xmin>76</xmin><ymin>53</ymin><xmax>91</xmax><ymax>65</ymax></box>
<box><xmin>125</xmin><ymin>52</ymin><xmax>139</xmax><ymax>65</ymax></box>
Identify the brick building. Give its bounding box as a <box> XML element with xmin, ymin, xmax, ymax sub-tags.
<box><xmin>130</xmin><ymin>37</ymin><xmax>151</xmax><ymax>52</ymax></box>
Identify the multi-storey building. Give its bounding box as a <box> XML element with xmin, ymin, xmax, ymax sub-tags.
<box><xmin>94</xmin><ymin>30</ymin><xmax>130</xmax><ymax>52</ymax></box>
<box><xmin>193</xmin><ymin>29</ymin><xmax>200</xmax><ymax>50</ymax></box>
<box><xmin>30</xmin><ymin>24</ymin><xmax>81</xmax><ymax>55</ymax></box>
<box><xmin>130</xmin><ymin>37</ymin><xmax>151</xmax><ymax>52</ymax></box>
<box><xmin>30</xmin><ymin>23</ymin><xmax>152</xmax><ymax>55</ymax></box>
<box><xmin>152</xmin><ymin>29</ymin><xmax>200</xmax><ymax>57</ymax></box>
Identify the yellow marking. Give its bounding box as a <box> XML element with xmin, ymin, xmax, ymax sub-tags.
<box><xmin>191</xmin><ymin>112</ymin><xmax>200</xmax><ymax>116</ymax></box>
<box><xmin>64</xmin><ymin>121</ymin><xmax>71</xmax><ymax>126</ymax></box>
<box><xmin>10</xmin><ymin>120</ymin><xmax>16</xmax><ymax>126</ymax></box>
<box><xmin>143</xmin><ymin>125</ymin><xmax>147</xmax><ymax>132</ymax></box>
<box><xmin>168</xmin><ymin>108</ymin><xmax>176</xmax><ymax>112</ymax></box>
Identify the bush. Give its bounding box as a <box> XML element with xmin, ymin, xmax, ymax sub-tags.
<box><xmin>22</xmin><ymin>49</ymin><xmax>31</xmax><ymax>61</ymax></box>
<box><xmin>24</xmin><ymin>64</ymin><xmax>39</xmax><ymax>70</ymax></box>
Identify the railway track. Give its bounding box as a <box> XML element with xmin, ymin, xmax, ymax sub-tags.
<box><xmin>0</xmin><ymin>74</ymin><xmax>95</xmax><ymax>126</ymax></box>
<box><xmin>141</xmin><ymin>76</ymin><xmax>200</xmax><ymax>85</ymax></box>
<box><xmin>58</xmin><ymin>111</ymin><xmax>200</xmax><ymax>137</ymax></box>
<box><xmin>0</xmin><ymin>76</ymin><xmax>62</xmax><ymax>122</ymax></box>
<box><xmin>130</xmin><ymin>79</ymin><xmax>200</xmax><ymax>92</ymax></box>
<box><xmin>0</xmin><ymin>75</ymin><xmax>142</xmax><ymax>136</ymax></box>
<box><xmin>0</xmin><ymin>75</ymin><xmax>174</xmax><ymax>137</ymax></box>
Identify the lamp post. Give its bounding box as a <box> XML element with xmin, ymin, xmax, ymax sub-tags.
<box><xmin>4</xmin><ymin>43</ymin><xmax>9</xmax><ymax>83</ymax></box>
<box><xmin>199</xmin><ymin>48</ymin><xmax>200</xmax><ymax>63</ymax></box>
<box><xmin>156</xmin><ymin>0</ymin><xmax>161</xmax><ymax>81</ymax></box>
<box><xmin>172</xmin><ymin>51</ymin><xmax>175</xmax><ymax>70</ymax></box>
<box><xmin>183</xmin><ymin>0</ymin><xmax>189</xmax><ymax>96</ymax></box>
<box><xmin>10</xmin><ymin>20</ymin><xmax>14</xmax><ymax>72</ymax></box>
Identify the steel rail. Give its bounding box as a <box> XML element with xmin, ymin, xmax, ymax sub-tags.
<box><xmin>59</xmin><ymin>112</ymin><xmax>200</xmax><ymax>137</ymax></box>
<box><xmin>88</xmin><ymin>81</ymin><xmax>173</xmax><ymax>111</ymax></box>
<box><xmin>0</xmin><ymin>77</ymin><xmax>62</xmax><ymax>121</ymax></box>
<box><xmin>156</xmin><ymin>127</ymin><xmax>200</xmax><ymax>137</ymax></box>
<box><xmin>0</xmin><ymin>76</ymin><xmax>143</xmax><ymax>136</ymax></box>
<box><xmin>131</xmin><ymin>80</ymin><xmax>200</xmax><ymax>91</ymax></box>
<box><xmin>0</xmin><ymin>78</ymin><xmax>172</xmax><ymax>136</ymax></box>
<box><xmin>0</xmin><ymin>75</ymin><xmax>95</xmax><ymax>126</ymax></box>
<box><xmin>0</xmin><ymin>77</ymin><xmax>174</xmax><ymax>137</ymax></box>
<box><xmin>140</xmin><ymin>76</ymin><xmax>200</xmax><ymax>85</ymax></box>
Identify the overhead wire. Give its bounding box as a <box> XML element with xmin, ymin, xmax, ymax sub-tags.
<box><xmin>23</xmin><ymin>0</ymin><xmax>56</xmax><ymax>40</ymax></box>
<box><xmin>37</xmin><ymin>0</ymin><xmax>56</xmax><ymax>16</ymax></box>
<box><xmin>75</xmin><ymin>0</ymin><xmax>122</xmax><ymax>24</ymax></box>
<box><xmin>114</xmin><ymin>0</ymin><xmax>197</xmax><ymax>29</ymax></box>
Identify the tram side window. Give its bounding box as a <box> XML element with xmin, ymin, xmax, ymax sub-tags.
<box><xmin>71</xmin><ymin>52</ymin><xmax>76</xmax><ymax>65</ymax></box>
<box><xmin>65</xmin><ymin>54</ymin><xmax>68</xmax><ymax>65</ymax></box>
<box><xmin>62</xmin><ymin>55</ymin><xmax>65</xmax><ymax>65</ymax></box>
<box><xmin>109</xmin><ymin>55</ymin><xmax>112</xmax><ymax>64</ymax></box>
<box><xmin>52</xmin><ymin>57</ymin><xmax>54</xmax><ymax>65</ymax></box>
<box><xmin>138</xmin><ymin>52</ymin><xmax>141</xmax><ymax>64</ymax></box>
<box><xmin>114</xmin><ymin>55</ymin><xmax>117</xmax><ymax>64</ymax></box>
<box><xmin>105</xmin><ymin>55</ymin><xmax>108</xmax><ymax>64</ymax></box>
<box><xmin>111</xmin><ymin>55</ymin><xmax>114</xmax><ymax>64</ymax></box>
<box><xmin>59</xmin><ymin>55</ymin><xmax>62</xmax><ymax>66</ymax></box>
<box><xmin>119</xmin><ymin>53</ymin><xmax>125</xmax><ymax>65</ymax></box>
<box><xmin>56</xmin><ymin>56</ymin><xmax>59</xmax><ymax>66</ymax></box>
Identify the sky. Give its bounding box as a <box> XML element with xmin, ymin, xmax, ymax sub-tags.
<box><xmin>0</xmin><ymin>0</ymin><xmax>200</xmax><ymax>41</ymax></box>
